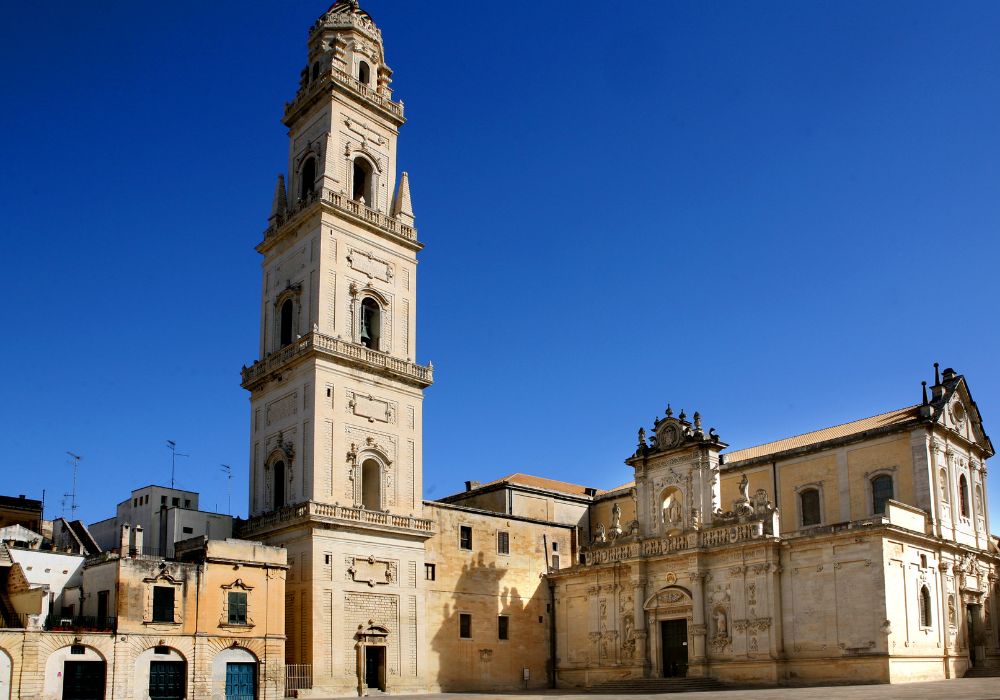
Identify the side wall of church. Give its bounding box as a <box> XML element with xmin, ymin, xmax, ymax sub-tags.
<box><xmin>424</xmin><ymin>504</ymin><xmax>572</xmax><ymax>691</ymax></box>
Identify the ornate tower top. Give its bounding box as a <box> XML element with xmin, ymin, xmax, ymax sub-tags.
<box><xmin>286</xmin><ymin>0</ymin><xmax>401</xmax><ymax>130</ymax></box>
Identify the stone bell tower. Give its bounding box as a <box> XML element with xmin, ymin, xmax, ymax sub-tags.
<box><xmin>238</xmin><ymin>1</ymin><xmax>434</xmax><ymax>694</ymax></box>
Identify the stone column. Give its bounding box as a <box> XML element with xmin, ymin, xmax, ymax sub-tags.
<box><xmin>688</xmin><ymin>571</ymin><xmax>707</xmax><ymax>665</ymax></box>
<box><xmin>631</xmin><ymin>564</ymin><xmax>648</xmax><ymax>676</ymax></box>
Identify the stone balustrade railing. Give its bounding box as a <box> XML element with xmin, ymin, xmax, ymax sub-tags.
<box><xmin>285</xmin><ymin>67</ymin><xmax>403</xmax><ymax>123</ymax></box>
<box><xmin>239</xmin><ymin>500</ymin><xmax>434</xmax><ymax>537</ymax></box>
<box><xmin>582</xmin><ymin>520</ymin><xmax>767</xmax><ymax>566</ymax></box>
<box><xmin>324</xmin><ymin>190</ymin><xmax>416</xmax><ymax>241</ymax></box>
<box><xmin>241</xmin><ymin>332</ymin><xmax>432</xmax><ymax>389</ymax></box>
<box><xmin>330</xmin><ymin>69</ymin><xmax>404</xmax><ymax>120</ymax></box>
<box><xmin>263</xmin><ymin>189</ymin><xmax>417</xmax><ymax>246</ymax></box>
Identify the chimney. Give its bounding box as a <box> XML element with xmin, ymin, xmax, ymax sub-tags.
<box><xmin>120</xmin><ymin>524</ymin><xmax>131</xmax><ymax>555</ymax></box>
<box><xmin>133</xmin><ymin>526</ymin><xmax>144</xmax><ymax>556</ymax></box>
<box><xmin>464</xmin><ymin>481</ymin><xmax>481</xmax><ymax>492</ymax></box>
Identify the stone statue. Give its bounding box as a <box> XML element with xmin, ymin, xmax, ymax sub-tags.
<box><xmin>595</xmin><ymin>523</ymin><xmax>607</xmax><ymax>543</ymax></box>
<box><xmin>739</xmin><ymin>473</ymin><xmax>750</xmax><ymax>502</ymax></box>
<box><xmin>665</xmin><ymin>499</ymin><xmax>681</xmax><ymax>525</ymax></box>
<box><xmin>714</xmin><ymin>607</ymin><xmax>728</xmax><ymax>637</ymax></box>
<box><xmin>611</xmin><ymin>502</ymin><xmax>622</xmax><ymax>530</ymax></box>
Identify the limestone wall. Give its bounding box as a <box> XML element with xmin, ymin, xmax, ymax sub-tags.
<box><xmin>424</xmin><ymin>503</ymin><xmax>573</xmax><ymax>691</ymax></box>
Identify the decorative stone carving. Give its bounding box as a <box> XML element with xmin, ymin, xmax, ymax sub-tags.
<box><xmin>347</xmin><ymin>390</ymin><xmax>396</xmax><ymax>424</ymax></box>
<box><xmin>346</xmin><ymin>555</ymin><xmax>397</xmax><ymax>587</ymax></box>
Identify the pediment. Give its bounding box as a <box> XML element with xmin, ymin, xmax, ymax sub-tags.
<box><xmin>935</xmin><ymin>375</ymin><xmax>994</xmax><ymax>456</ymax></box>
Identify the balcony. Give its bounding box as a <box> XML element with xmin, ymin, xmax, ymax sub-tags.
<box><xmin>262</xmin><ymin>189</ymin><xmax>418</xmax><ymax>252</ymax></box>
<box><xmin>284</xmin><ymin>66</ymin><xmax>404</xmax><ymax>126</ymax></box>
<box><xmin>238</xmin><ymin>500</ymin><xmax>434</xmax><ymax>540</ymax></box>
<box><xmin>241</xmin><ymin>331</ymin><xmax>433</xmax><ymax>390</ymax></box>
<box><xmin>45</xmin><ymin>615</ymin><xmax>117</xmax><ymax>633</ymax></box>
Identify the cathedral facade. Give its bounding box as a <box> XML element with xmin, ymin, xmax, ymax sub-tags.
<box><xmin>236</xmin><ymin>2</ymin><xmax>1000</xmax><ymax>695</ymax></box>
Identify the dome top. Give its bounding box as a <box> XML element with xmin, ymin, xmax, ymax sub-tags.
<box><xmin>312</xmin><ymin>0</ymin><xmax>381</xmax><ymax>40</ymax></box>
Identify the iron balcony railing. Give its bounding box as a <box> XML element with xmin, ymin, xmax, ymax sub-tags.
<box><xmin>45</xmin><ymin>615</ymin><xmax>117</xmax><ymax>633</ymax></box>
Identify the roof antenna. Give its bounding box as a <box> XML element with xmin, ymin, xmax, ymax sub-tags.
<box><xmin>934</xmin><ymin>362</ymin><xmax>940</xmax><ymax>386</ymax></box>
<box><xmin>65</xmin><ymin>452</ymin><xmax>81</xmax><ymax>520</ymax></box>
<box><xmin>165</xmin><ymin>440</ymin><xmax>190</xmax><ymax>489</ymax></box>
<box><xmin>922</xmin><ymin>381</ymin><xmax>929</xmax><ymax>406</ymax></box>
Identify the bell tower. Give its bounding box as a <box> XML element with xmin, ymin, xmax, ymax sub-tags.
<box><xmin>239</xmin><ymin>2</ymin><xmax>433</xmax><ymax>694</ymax></box>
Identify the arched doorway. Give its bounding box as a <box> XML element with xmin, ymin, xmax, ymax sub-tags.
<box><xmin>0</xmin><ymin>648</ymin><xmax>11</xmax><ymax>700</ymax></box>
<box><xmin>135</xmin><ymin>646</ymin><xmax>186</xmax><ymax>700</ymax></box>
<box><xmin>212</xmin><ymin>647</ymin><xmax>257</xmax><ymax>700</ymax></box>
<box><xmin>644</xmin><ymin>586</ymin><xmax>693</xmax><ymax>678</ymax></box>
<box><xmin>44</xmin><ymin>644</ymin><xmax>107</xmax><ymax>700</ymax></box>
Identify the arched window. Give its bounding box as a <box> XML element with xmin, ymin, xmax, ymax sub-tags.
<box><xmin>352</xmin><ymin>157</ymin><xmax>373</xmax><ymax>204</ymax></box>
<box><xmin>871</xmin><ymin>475</ymin><xmax>893</xmax><ymax>515</ymax></box>
<box><xmin>361</xmin><ymin>459</ymin><xmax>381</xmax><ymax>510</ymax></box>
<box><xmin>800</xmin><ymin>488</ymin><xmax>821</xmax><ymax>527</ymax></box>
<box><xmin>919</xmin><ymin>585</ymin><xmax>932</xmax><ymax>627</ymax></box>
<box><xmin>300</xmin><ymin>157</ymin><xmax>316</xmax><ymax>201</ymax></box>
<box><xmin>360</xmin><ymin>297</ymin><xmax>380</xmax><ymax>350</ymax></box>
<box><xmin>272</xmin><ymin>461</ymin><xmax>285</xmax><ymax>511</ymax></box>
<box><xmin>279</xmin><ymin>299</ymin><xmax>294</xmax><ymax>348</ymax></box>
<box><xmin>959</xmin><ymin>474</ymin><xmax>970</xmax><ymax>517</ymax></box>
<box><xmin>358</xmin><ymin>60</ymin><xmax>371</xmax><ymax>86</ymax></box>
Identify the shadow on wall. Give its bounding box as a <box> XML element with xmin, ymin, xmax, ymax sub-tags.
<box><xmin>430</xmin><ymin>551</ymin><xmax>546</xmax><ymax>691</ymax></box>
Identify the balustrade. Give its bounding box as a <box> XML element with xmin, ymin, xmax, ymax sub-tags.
<box><xmin>240</xmin><ymin>500</ymin><xmax>434</xmax><ymax>537</ymax></box>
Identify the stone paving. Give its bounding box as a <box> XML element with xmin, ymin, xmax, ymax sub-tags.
<box><xmin>342</xmin><ymin>678</ymin><xmax>1000</xmax><ymax>700</ymax></box>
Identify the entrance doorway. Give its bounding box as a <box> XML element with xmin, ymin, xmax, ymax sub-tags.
<box><xmin>364</xmin><ymin>646</ymin><xmax>386</xmax><ymax>690</ymax></box>
<box><xmin>660</xmin><ymin>619</ymin><xmax>688</xmax><ymax>678</ymax></box>
<box><xmin>966</xmin><ymin>604</ymin><xmax>978</xmax><ymax>667</ymax></box>
<box><xmin>62</xmin><ymin>661</ymin><xmax>106</xmax><ymax>700</ymax></box>
<box><xmin>149</xmin><ymin>660</ymin><xmax>185</xmax><ymax>700</ymax></box>
<box><xmin>224</xmin><ymin>662</ymin><xmax>256</xmax><ymax>700</ymax></box>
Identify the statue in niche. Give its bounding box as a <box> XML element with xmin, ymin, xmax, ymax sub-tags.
<box><xmin>594</xmin><ymin>523</ymin><xmax>607</xmax><ymax>544</ymax></box>
<box><xmin>714</xmin><ymin>607</ymin><xmax>729</xmax><ymax>637</ymax></box>
<box><xmin>948</xmin><ymin>596</ymin><xmax>957</xmax><ymax>626</ymax></box>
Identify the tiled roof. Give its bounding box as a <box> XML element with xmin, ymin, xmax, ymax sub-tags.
<box><xmin>478</xmin><ymin>473</ymin><xmax>597</xmax><ymax>497</ymax></box>
<box><xmin>724</xmin><ymin>405</ymin><xmax>921</xmax><ymax>465</ymax></box>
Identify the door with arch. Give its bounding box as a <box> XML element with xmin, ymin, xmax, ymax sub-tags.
<box><xmin>0</xmin><ymin>649</ymin><xmax>11</xmax><ymax>700</ymax></box>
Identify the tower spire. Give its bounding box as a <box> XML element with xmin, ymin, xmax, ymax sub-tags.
<box><xmin>269</xmin><ymin>174</ymin><xmax>288</xmax><ymax>224</ymax></box>
<box><xmin>392</xmin><ymin>171</ymin><xmax>414</xmax><ymax>225</ymax></box>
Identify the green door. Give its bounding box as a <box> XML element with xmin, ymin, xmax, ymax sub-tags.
<box><xmin>62</xmin><ymin>661</ymin><xmax>105</xmax><ymax>700</ymax></box>
<box><xmin>149</xmin><ymin>660</ymin><xmax>185</xmax><ymax>699</ymax></box>
<box><xmin>225</xmin><ymin>662</ymin><xmax>256</xmax><ymax>700</ymax></box>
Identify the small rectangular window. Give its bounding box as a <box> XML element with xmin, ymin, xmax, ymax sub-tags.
<box><xmin>153</xmin><ymin>646</ymin><xmax>170</xmax><ymax>656</ymax></box>
<box><xmin>498</xmin><ymin>615</ymin><xmax>509</xmax><ymax>640</ymax></box>
<box><xmin>324</xmin><ymin>554</ymin><xmax>332</xmax><ymax>565</ymax></box>
<box><xmin>459</xmin><ymin>613</ymin><xmax>472</xmax><ymax>639</ymax></box>
<box><xmin>184</xmin><ymin>499</ymin><xmax>191</xmax><ymax>508</ymax></box>
<box><xmin>459</xmin><ymin>525</ymin><xmax>472</xmax><ymax>550</ymax></box>
<box><xmin>161</xmin><ymin>496</ymin><xmax>166</xmax><ymax>505</ymax></box>
<box><xmin>228</xmin><ymin>591</ymin><xmax>248</xmax><ymax>625</ymax></box>
<box><xmin>497</xmin><ymin>531</ymin><xmax>509</xmax><ymax>555</ymax></box>
<box><xmin>552</xmin><ymin>541</ymin><xmax>559</xmax><ymax>551</ymax></box>
<box><xmin>182</xmin><ymin>527</ymin><xmax>193</xmax><ymax>535</ymax></box>
<box><xmin>70</xmin><ymin>645</ymin><xmax>86</xmax><ymax>655</ymax></box>
<box><xmin>133</xmin><ymin>498</ymin><xmax>138</xmax><ymax>507</ymax></box>
<box><xmin>425</xmin><ymin>563</ymin><xmax>436</xmax><ymax>581</ymax></box>
<box><xmin>171</xmin><ymin>497</ymin><xmax>180</xmax><ymax>506</ymax></box>
<box><xmin>152</xmin><ymin>586</ymin><xmax>175</xmax><ymax>623</ymax></box>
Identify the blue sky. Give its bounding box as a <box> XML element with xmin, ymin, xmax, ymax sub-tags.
<box><xmin>2</xmin><ymin>1</ymin><xmax>999</xmax><ymax>530</ymax></box>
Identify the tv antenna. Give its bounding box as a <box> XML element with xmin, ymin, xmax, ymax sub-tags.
<box><xmin>220</xmin><ymin>464</ymin><xmax>233</xmax><ymax>515</ymax></box>
<box><xmin>165</xmin><ymin>441</ymin><xmax>189</xmax><ymax>489</ymax></box>
<box><xmin>65</xmin><ymin>451</ymin><xmax>81</xmax><ymax>520</ymax></box>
